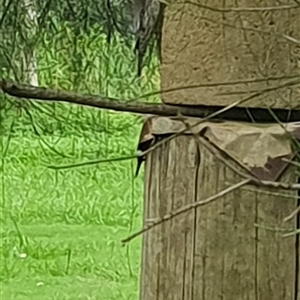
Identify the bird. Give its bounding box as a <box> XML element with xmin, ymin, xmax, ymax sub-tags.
<box><xmin>134</xmin><ymin>115</ymin><xmax>155</xmax><ymax>177</ymax></box>
<box><xmin>132</xmin><ymin>0</ymin><xmax>165</xmax><ymax>76</ymax></box>
<box><xmin>135</xmin><ymin>150</ymin><xmax>146</xmax><ymax>177</ymax></box>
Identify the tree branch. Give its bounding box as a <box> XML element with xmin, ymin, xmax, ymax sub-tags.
<box><xmin>0</xmin><ymin>79</ymin><xmax>217</xmax><ymax>118</ymax></box>
<box><xmin>121</xmin><ymin>179</ymin><xmax>250</xmax><ymax>245</ymax></box>
<box><xmin>1</xmin><ymin>79</ymin><xmax>300</xmax><ymax>122</ymax></box>
<box><xmin>183</xmin><ymin>1</ymin><xmax>300</xmax><ymax>12</ymax></box>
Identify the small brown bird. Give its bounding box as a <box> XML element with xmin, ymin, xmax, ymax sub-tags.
<box><xmin>135</xmin><ymin>150</ymin><xmax>145</xmax><ymax>177</ymax></box>
<box><xmin>132</xmin><ymin>0</ymin><xmax>164</xmax><ymax>76</ymax></box>
<box><xmin>134</xmin><ymin>116</ymin><xmax>155</xmax><ymax>177</ymax></box>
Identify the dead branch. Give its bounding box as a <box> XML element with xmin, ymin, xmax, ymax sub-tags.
<box><xmin>199</xmin><ymin>15</ymin><xmax>300</xmax><ymax>45</ymax></box>
<box><xmin>198</xmin><ymin>133</ymin><xmax>300</xmax><ymax>190</ymax></box>
<box><xmin>137</xmin><ymin>79</ymin><xmax>300</xmax><ymax>167</ymax></box>
<box><xmin>121</xmin><ymin>116</ymin><xmax>300</xmax><ymax>244</ymax></box>
<box><xmin>2</xmin><ymin>79</ymin><xmax>300</xmax><ymax>186</ymax></box>
<box><xmin>121</xmin><ymin>179</ymin><xmax>250</xmax><ymax>245</ymax></box>
<box><xmin>282</xmin><ymin>158</ymin><xmax>300</xmax><ymax>168</ymax></box>
<box><xmin>282</xmin><ymin>229</ymin><xmax>300</xmax><ymax>237</ymax></box>
<box><xmin>254</xmin><ymin>223</ymin><xmax>293</xmax><ymax>232</ymax></box>
<box><xmin>183</xmin><ymin>2</ymin><xmax>300</xmax><ymax>13</ymax></box>
<box><xmin>238</xmin><ymin>186</ymin><xmax>299</xmax><ymax>200</ymax></box>
<box><xmin>175</xmin><ymin>114</ymin><xmax>300</xmax><ymax>191</ymax></box>
<box><xmin>178</xmin><ymin>117</ymin><xmax>300</xmax><ymax>233</ymax></box>
<box><xmin>133</xmin><ymin>74</ymin><xmax>300</xmax><ymax>100</ymax></box>
<box><xmin>47</xmin><ymin>154</ymin><xmax>137</xmax><ymax>170</ymax></box>
<box><xmin>0</xmin><ymin>80</ymin><xmax>184</xmax><ymax>117</ymax></box>
<box><xmin>1</xmin><ymin>79</ymin><xmax>300</xmax><ymax>122</ymax></box>
<box><xmin>284</xmin><ymin>206</ymin><xmax>300</xmax><ymax>222</ymax></box>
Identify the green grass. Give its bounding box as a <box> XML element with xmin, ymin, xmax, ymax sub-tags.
<box><xmin>1</xmin><ymin>132</ymin><xmax>144</xmax><ymax>299</ymax></box>
<box><xmin>1</xmin><ymin>225</ymin><xmax>141</xmax><ymax>300</ymax></box>
<box><xmin>1</xmin><ymin>21</ymin><xmax>159</xmax><ymax>299</ymax></box>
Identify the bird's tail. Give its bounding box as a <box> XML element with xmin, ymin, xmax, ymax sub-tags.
<box><xmin>135</xmin><ymin>37</ymin><xmax>146</xmax><ymax>77</ymax></box>
<box><xmin>137</xmin><ymin>48</ymin><xmax>144</xmax><ymax>77</ymax></box>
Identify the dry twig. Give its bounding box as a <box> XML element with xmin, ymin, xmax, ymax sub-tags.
<box><xmin>175</xmin><ymin>115</ymin><xmax>300</xmax><ymax>190</ymax></box>
<box><xmin>284</xmin><ymin>206</ymin><xmax>300</xmax><ymax>222</ymax></box>
<box><xmin>1</xmin><ymin>78</ymin><xmax>299</xmax><ymax>119</ymax></box>
<box><xmin>183</xmin><ymin>1</ymin><xmax>300</xmax><ymax>12</ymax></box>
<box><xmin>139</xmin><ymin>79</ymin><xmax>300</xmax><ymax>166</ymax></box>
<box><xmin>282</xmin><ymin>229</ymin><xmax>300</xmax><ymax>237</ymax></box>
<box><xmin>121</xmin><ymin>179</ymin><xmax>250</xmax><ymax>245</ymax></box>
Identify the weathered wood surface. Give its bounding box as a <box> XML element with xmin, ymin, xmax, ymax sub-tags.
<box><xmin>160</xmin><ymin>0</ymin><xmax>300</xmax><ymax>109</ymax></box>
<box><xmin>140</xmin><ymin>135</ymin><xmax>298</xmax><ymax>300</ymax></box>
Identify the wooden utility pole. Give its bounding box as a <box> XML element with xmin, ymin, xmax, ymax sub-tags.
<box><xmin>139</xmin><ymin>1</ymin><xmax>300</xmax><ymax>299</ymax></box>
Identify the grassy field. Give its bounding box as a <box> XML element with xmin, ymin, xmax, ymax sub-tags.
<box><xmin>1</xmin><ymin>128</ymin><xmax>144</xmax><ymax>300</ymax></box>
<box><xmin>1</xmin><ymin>24</ymin><xmax>159</xmax><ymax>300</ymax></box>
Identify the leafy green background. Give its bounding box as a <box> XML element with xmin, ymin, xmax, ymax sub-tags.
<box><xmin>1</xmin><ymin>16</ymin><xmax>160</xmax><ymax>299</ymax></box>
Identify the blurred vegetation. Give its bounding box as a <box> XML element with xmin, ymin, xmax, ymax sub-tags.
<box><xmin>1</xmin><ymin>22</ymin><xmax>160</xmax><ymax>135</ymax></box>
<box><xmin>1</xmin><ymin>0</ymin><xmax>160</xmax><ymax>299</ymax></box>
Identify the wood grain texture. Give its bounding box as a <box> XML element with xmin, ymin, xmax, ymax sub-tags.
<box><xmin>159</xmin><ymin>0</ymin><xmax>300</xmax><ymax>109</ymax></box>
<box><xmin>255</xmin><ymin>169</ymin><xmax>296</xmax><ymax>300</ymax></box>
<box><xmin>192</xmin><ymin>144</ymin><xmax>257</xmax><ymax>300</ymax></box>
<box><xmin>140</xmin><ymin>135</ymin><xmax>299</xmax><ymax>300</ymax></box>
<box><xmin>298</xmin><ymin>208</ymin><xmax>300</xmax><ymax>300</ymax></box>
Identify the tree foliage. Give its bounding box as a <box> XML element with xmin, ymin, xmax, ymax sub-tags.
<box><xmin>0</xmin><ymin>0</ymin><xmax>160</xmax><ymax>135</ymax></box>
